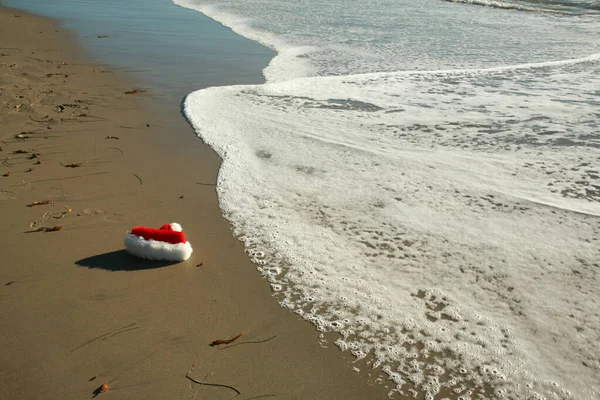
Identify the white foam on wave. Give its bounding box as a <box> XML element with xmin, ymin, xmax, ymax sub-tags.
<box><xmin>443</xmin><ymin>0</ymin><xmax>600</xmax><ymax>14</ymax></box>
<box><xmin>173</xmin><ymin>0</ymin><xmax>600</xmax><ymax>398</ymax></box>
<box><xmin>172</xmin><ymin>0</ymin><xmax>315</xmax><ymax>81</ymax></box>
<box><xmin>442</xmin><ymin>0</ymin><xmax>568</xmax><ymax>13</ymax></box>
<box><xmin>183</xmin><ymin>55</ymin><xmax>600</xmax><ymax>398</ymax></box>
<box><xmin>173</xmin><ymin>0</ymin><xmax>600</xmax><ymax>82</ymax></box>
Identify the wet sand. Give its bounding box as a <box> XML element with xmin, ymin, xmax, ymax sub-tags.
<box><xmin>0</xmin><ymin>6</ymin><xmax>388</xmax><ymax>400</ymax></box>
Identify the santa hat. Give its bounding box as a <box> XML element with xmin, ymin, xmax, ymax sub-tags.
<box><xmin>124</xmin><ymin>223</ymin><xmax>193</xmax><ymax>261</ymax></box>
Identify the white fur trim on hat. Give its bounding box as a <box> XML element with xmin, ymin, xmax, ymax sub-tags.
<box><xmin>124</xmin><ymin>233</ymin><xmax>193</xmax><ymax>261</ymax></box>
<box><xmin>170</xmin><ymin>223</ymin><xmax>183</xmax><ymax>232</ymax></box>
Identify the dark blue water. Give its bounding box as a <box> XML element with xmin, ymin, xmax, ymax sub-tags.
<box><xmin>2</xmin><ymin>0</ymin><xmax>274</xmax><ymax>105</ymax></box>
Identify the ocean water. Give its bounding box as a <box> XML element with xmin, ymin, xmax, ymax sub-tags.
<box><xmin>1</xmin><ymin>0</ymin><xmax>273</xmax><ymax>104</ymax></box>
<box><xmin>174</xmin><ymin>0</ymin><xmax>600</xmax><ymax>399</ymax></box>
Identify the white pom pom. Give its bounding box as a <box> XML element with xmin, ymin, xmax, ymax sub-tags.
<box><xmin>170</xmin><ymin>223</ymin><xmax>183</xmax><ymax>232</ymax></box>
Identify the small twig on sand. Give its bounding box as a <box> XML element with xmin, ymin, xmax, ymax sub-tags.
<box><xmin>29</xmin><ymin>115</ymin><xmax>53</xmax><ymax>123</ymax></box>
<box><xmin>79</xmin><ymin>114</ymin><xmax>108</xmax><ymax>121</ymax></box>
<box><xmin>27</xmin><ymin>171</ymin><xmax>109</xmax><ymax>184</ymax></box>
<box><xmin>59</xmin><ymin>115</ymin><xmax>107</xmax><ymax>123</ymax></box>
<box><xmin>124</xmin><ymin>89</ymin><xmax>147</xmax><ymax>95</ymax></box>
<box><xmin>50</xmin><ymin>209</ymin><xmax>71</xmax><ymax>219</ymax></box>
<box><xmin>61</xmin><ymin>162</ymin><xmax>82</xmax><ymax>168</ymax></box>
<box><xmin>133</xmin><ymin>173</ymin><xmax>142</xmax><ymax>185</ymax></box>
<box><xmin>71</xmin><ymin>323</ymin><xmax>137</xmax><ymax>353</ymax></box>
<box><xmin>104</xmin><ymin>326</ymin><xmax>140</xmax><ymax>340</ymax></box>
<box><xmin>185</xmin><ymin>366</ymin><xmax>240</xmax><ymax>396</ymax></box>
<box><xmin>218</xmin><ymin>335</ymin><xmax>277</xmax><ymax>351</ymax></box>
<box><xmin>196</xmin><ymin>182</ymin><xmax>217</xmax><ymax>187</ymax></box>
<box><xmin>24</xmin><ymin>226</ymin><xmax>63</xmax><ymax>233</ymax></box>
<box><xmin>191</xmin><ymin>370</ymin><xmax>215</xmax><ymax>400</ymax></box>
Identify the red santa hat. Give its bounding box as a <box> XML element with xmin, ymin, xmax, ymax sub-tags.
<box><xmin>124</xmin><ymin>223</ymin><xmax>193</xmax><ymax>261</ymax></box>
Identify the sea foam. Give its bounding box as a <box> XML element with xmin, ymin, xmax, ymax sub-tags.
<box><xmin>175</xmin><ymin>0</ymin><xmax>600</xmax><ymax>398</ymax></box>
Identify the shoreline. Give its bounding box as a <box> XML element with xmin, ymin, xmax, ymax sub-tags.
<box><xmin>0</xmin><ymin>6</ymin><xmax>388</xmax><ymax>400</ymax></box>
<box><xmin>1</xmin><ymin>0</ymin><xmax>276</xmax><ymax>107</ymax></box>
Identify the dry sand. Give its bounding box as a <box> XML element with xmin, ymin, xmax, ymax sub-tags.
<box><xmin>0</xmin><ymin>6</ymin><xmax>390</xmax><ymax>400</ymax></box>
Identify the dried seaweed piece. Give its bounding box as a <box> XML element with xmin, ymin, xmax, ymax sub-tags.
<box><xmin>53</xmin><ymin>209</ymin><xmax>72</xmax><ymax>219</ymax></box>
<box><xmin>217</xmin><ymin>335</ymin><xmax>278</xmax><ymax>350</ymax></box>
<box><xmin>29</xmin><ymin>115</ymin><xmax>52</xmax><ymax>123</ymax></box>
<box><xmin>62</xmin><ymin>163</ymin><xmax>81</xmax><ymax>168</ymax></box>
<box><xmin>25</xmin><ymin>168</ymin><xmax>33</xmax><ymax>172</ymax></box>
<box><xmin>27</xmin><ymin>200</ymin><xmax>51</xmax><ymax>207</ymax></box>
<box><xmin>28</xmin><ymin>153</ymin><xmax>40</xmax><ymax>160</ymax></box>
<box><xmin>105</xmin><ymin>136</ymin><xmax>119</xmax><ymax>139</ymax></box>
<box><xmin>25</xmin><ymin>226</ymin><xmax>63</xmax><ymax>233</ymax></box>
<box><xmin>185</xmin><ymin>366</ymin><xmax>240</xmax><ymax>396</ymax></box>
<box><xmin>12</xmin><ymin>150</ymin><xmax>28</xmax><ymax>154</ymax></box>
<box><xmin>210</xmin><ymin>333</ymin><xmax>242</xmax><ymax>347</ymax></box>
<box><xmin>124</xmin><ymin>89</ymin><xmax>147</xmax><ymax>95</ymax></box>
<box><xmin>2</xmin><ymin>172</ymin><xmax>10</xmax><ymax>177</ymax></box>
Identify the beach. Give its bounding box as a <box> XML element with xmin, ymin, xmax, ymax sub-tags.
<box><xmin>0</xmin><ymin>6</ymin><xmax>388</xmax><ymax>400</ymax></box>
<box><xmin>2</xmin><ymin>0</ymin><xmax>599</xmax><ymax>398</ymax></box>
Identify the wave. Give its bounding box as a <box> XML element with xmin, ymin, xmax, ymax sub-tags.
<box><xmin>182</xmin><ymin>54</ymin><xmax>600</xmax><ymax>399</ymax></box>
<box><xmin>329</xmin><ymin>51</ymin><xmax>600</xmax><ymax>86</ymax></box>
<box><xmin>174</xmin><ymin>0</ymin><xmax>600</xmax><ymax>83</ymax></box>
<box><xmin>171</xmin><ymin>1</ymin><xmax>314</xmax><ymax>82</ymax></box>
<box><xmin>526</xmin><ymin>0</ymin><xmax>600</xmax><ymax>11</ymax></box>
<box><xmin>172</xmin><ymin>1</ymin><xmax>600</xmax><ymax>398</ymax></box>
<box><xmin>443</xmin><ymin>0</ymin><xmax>600</xmax><ymax>14</ymax></box>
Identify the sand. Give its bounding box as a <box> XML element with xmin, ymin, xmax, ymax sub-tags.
<box><xmin>0</xmin><ymin>6</ymin><xmax>389</xmax><ymax>400</ymax></box>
